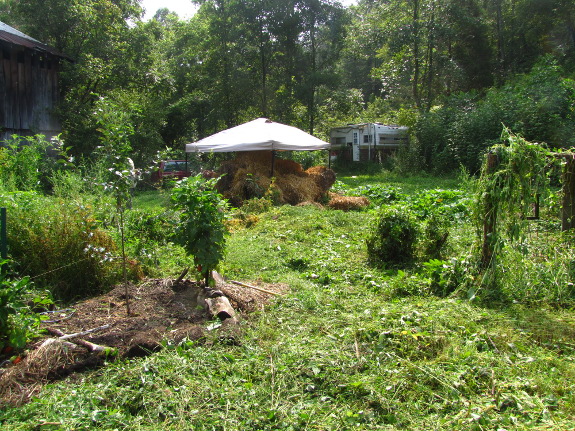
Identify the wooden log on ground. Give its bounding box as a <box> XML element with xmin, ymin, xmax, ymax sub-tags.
<box><xmin>205</xmin><ymin>296</ymin><xmax>237</xmax><ymax>321</ymax></box>
<box><xmin>47</xmin><ymin>325</ymin><xmax>110</xmax><ymax>341</ymax></box>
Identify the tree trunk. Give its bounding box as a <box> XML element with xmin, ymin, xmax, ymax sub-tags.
<box><xmin>412</xmin><ymin>0</ymin><xmax>421</xmax><ymax>109</ymax></box>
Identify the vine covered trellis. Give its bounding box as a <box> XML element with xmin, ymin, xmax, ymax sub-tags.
<box><xmin>475</xmin><ymin>129</ymin><xmax>564</xmax><ymax>268</ymax></box>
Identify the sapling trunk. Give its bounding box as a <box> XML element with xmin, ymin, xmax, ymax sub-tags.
<box><xmin>119</xmin><ymin>207</ymin><xmax>131</xmax><ymax>316</ymax></box>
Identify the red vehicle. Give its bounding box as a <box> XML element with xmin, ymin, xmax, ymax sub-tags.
<box><xmin>151</xmin><ymin>160</ymin><xmax>191</xmax><ymax>182</ymax></box>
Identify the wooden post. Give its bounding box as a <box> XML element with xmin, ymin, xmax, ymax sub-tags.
<box><xmin>0</xmin><ymin>208</ymin><xmax>6</xmax><ymax>261</ymax></box>
<box><xmin>562</xmin><ymin>155</ymin><xmax>575</xmax><ymax>231</ymax></box>
<box><xmin>481</xmin><ymin>152</ymin><xmax>499</xmax><ymax>269</ymax></box>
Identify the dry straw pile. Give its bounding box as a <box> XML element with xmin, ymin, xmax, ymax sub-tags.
<box><xmin>326</xmin><ymin>193</ymin><xmax>370</xmax><ymax>211</ymax></box>
<box><xmin>216</xmin><ymin>151</ymin><xmax>336</xmax><ymax>206</ymax></box>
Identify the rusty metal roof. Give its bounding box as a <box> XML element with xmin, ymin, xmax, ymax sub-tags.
<box><xmin>0</xmin><ymin>20</ymin><xmax>68</xmax><ymax>58</ymax></box>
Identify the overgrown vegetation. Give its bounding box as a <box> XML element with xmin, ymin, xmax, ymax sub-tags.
<box><xmin>0</xmin><ymin>261</ymin><xmax>51</xmax><ymax>352</ymax></box>
<box><xmin>2</xmin><ymin>0</ymin><xmax>575</xmax><ymax>426</ymax></box>
<box><xmin>2</xmin><ymin>158</ymin><xmax>575</xmax><ymax>428</ymax></box>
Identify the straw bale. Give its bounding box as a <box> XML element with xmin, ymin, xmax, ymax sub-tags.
<box><xmin>306</xmin><ymin>165</ymin><xmax>336</xmax><ymax>193</ymax></box>
<box><xmin>275</xmin><ymin>174</ymin><xmax>322</xmax><ymax>205</ymax></box>
<box><xmin>215</xmin><ymin>151</ymin><xmax>335</xmax><ymax>206</ymax></box>
<box><xmin>327</xmin><ymin>193</ymin><xmax>370</xmax><ymax>211</ymax></box>
<box><xmin>275</xmin><ymin>158</ymin><xmax>305</xmax><ymax>175</ymax></box>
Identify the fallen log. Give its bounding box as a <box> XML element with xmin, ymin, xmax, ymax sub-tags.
<box><xmin>205</xmin><ymin>296</ymin><xmax>237</xmax><ymax>321</ymax></box>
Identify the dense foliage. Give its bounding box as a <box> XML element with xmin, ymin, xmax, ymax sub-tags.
<box><xmin>2</xmin><ymin>0</ymin><xmax>573</xmax><ymax>169</ymax></box>
<box><xmin>2</xmin><ymin>2</ymin><xmax>575</xmax><ymax>427</ymax></box>
<box><xmin>171</xmin><ymin>175</ymin><xmax>229</xmax><ymax>284</ymax></box>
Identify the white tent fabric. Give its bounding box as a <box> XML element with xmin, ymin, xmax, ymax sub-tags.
<box><xmin>185</xmin><ymin>118</ymin><xmax>330</xmax><ymax>153</ymax></box>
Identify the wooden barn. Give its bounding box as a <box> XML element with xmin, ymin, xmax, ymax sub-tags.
<box><xmin>0</xmin><ymin>21</ymin><xmax>69</xmax><ymax>142</ymax></box>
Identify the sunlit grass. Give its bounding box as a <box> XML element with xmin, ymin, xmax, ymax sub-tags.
<box><xmin>4</xmin><ymin>174</ymin><xmax>575</xmax><ymax>430</ymax></box>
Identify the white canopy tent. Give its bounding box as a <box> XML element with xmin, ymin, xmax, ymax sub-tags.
<box><xmin>185</xmin><ymin>118</ymin><xmax>331</xmax><ymax>153</ymax></box>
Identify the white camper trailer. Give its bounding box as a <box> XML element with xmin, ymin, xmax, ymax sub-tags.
<box><xmin>330</xmin><ymin>123</ymin><xmax>409</xmax><ymax>162</ymax></box>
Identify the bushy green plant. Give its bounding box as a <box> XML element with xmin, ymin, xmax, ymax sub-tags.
<box><xmin>420</xmin><ymin>213</ymin><xmax>450</xmax><ymax>260</ymax></box>
<box><xmin>0</xmin><ymin>261</ymin><xmax>51</xmax><ymax>350</ymax></box>
<box><xmin>1</xmin><ymin>192</ymin><xmax>123</xmax><ymax>302</ymax></box>
<box><xmin>121</xmin><ymin>208</ymin><xmax>182</xmax><ymax>276</ymax></box>
<box><xmin>367</xmin><ymin>205</ymin><xmax>419</xmax><ymax>267</ymax></box>
<box><xmin>171</xmin><ymin>175</ymin><xmax>229</xmax><ymax>284</ymax></box>
<box><xmin>0</xmin><ymin>134</ymin><xmax>69</xmax><ymax>192</ymax></box>
<box><xmin>422</xmin><ymin>256</ymin><xmax>475</xmax><ymax>298</ymax></box>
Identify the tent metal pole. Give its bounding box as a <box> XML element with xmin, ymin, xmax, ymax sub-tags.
<box><xmin>271</xmin><ymin>150</ymin><xmax>276</xmax><ymax>177</ymax></box>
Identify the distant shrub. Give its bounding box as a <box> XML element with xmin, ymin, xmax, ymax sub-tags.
<box><xmin>416</xmin><ymin>58</ymin><xmax>575</xmax><ymax>174</ymax></box>
<box><xmin>367</xmin><ymin>206</ymin><xmax>419</xmax><ymax>267</ymax></box>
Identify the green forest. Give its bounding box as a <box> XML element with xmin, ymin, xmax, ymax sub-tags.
<box><xmin>2</xmin><ymin>0</ymin><xmax>575</xmax><ymax>171</ymax></box>
<box><xmin>2</xmin><ymin>1</ymin><xmax>575</xmax><ymax>430</ymax></box>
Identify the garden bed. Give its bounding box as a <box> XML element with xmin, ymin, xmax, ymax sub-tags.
<box><xmin>0</xmin><ymin>278</ymin><xmax>287</xmax><ymax>407</ymax></box>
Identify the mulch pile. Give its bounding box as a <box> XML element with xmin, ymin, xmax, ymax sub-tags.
<box><xmin>0</xmin><ymin>278</ymin><xmax>287</xmax><ymax>407</ymax></box>
<box><xmin>216</xmin><ymin>151</ymin><xmax>336</xmax><ymax>206</ymax></box>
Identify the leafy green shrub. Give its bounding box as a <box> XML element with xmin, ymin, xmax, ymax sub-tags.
<box><xmin>0</xmin><ymin>134</ymin><xmax>67</xmax><ymax>192</ymax></box>
<box><xmin>422</xmin><ymin>257</ymin><xmax>475</xmax><ymax>298</ymax></box>
<box><xmin>367</xmin><ymin>206</ymin><xmax>419</xmax><ymax>267</ymax></box>
<box><xmin>122</xmin><ymin>208</ymin><xmax>183</xmax><ymax>276</ymax></box>
<box><xmin>172</xmin><ymin>175</ymin><xmax>229</xmax><ymax>284</ymax></box>
<box><xmin>0</xmin><ymin>261</ymin><xmax>51</xmax><ymax>350</ymax></box>
<box><xmin>421</xmin><ymin>213</ymin><xmax>450</xmax><ymax>260</ymax></box>
<box><xmin>1</xmin><ymin>192</ymin><xmax>124</xmax><ymax>302</ymax></box>
<box><xmin>352</xmin><ymin>184</ymin><xmax>406</xmax><ymax>205</ymax></box>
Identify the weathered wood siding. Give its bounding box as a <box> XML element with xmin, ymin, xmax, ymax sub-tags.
<box><xmin>1</xmin><ymin>43</ymin><xmax>61</xmax><ymax>141</ymax></box>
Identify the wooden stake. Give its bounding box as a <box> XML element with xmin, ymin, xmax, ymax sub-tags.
<box><xmin>229</xmin><ymin>280</ymin><xmax>281</xmax><ymax>296</ymax></box>
<box><xmin>562</xmin><ymin>155</ymin><xmax>575</xmax><ymax>231</ymax></box>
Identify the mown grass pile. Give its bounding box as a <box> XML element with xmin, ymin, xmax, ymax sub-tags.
<box><xmin>2</xmin><ymin>167</ymin><xmax>575</xmax><ymax>430</ymax></box>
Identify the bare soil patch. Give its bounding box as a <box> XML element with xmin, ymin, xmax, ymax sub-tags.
<box><xmin>0</xmin><ymin>278</ymin><xmax>287</xmax><ymax>407</ymax></box>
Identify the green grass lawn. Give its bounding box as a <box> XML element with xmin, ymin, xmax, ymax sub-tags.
<box><xmin>3</xmin><ymin>174</ymin><xmax>575</xmax><ymax>430</ymax></box>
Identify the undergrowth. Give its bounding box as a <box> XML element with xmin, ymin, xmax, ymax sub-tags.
<box><xmin>2</xmin><ymin>171</ymin><xmax>575</xmax><ymax>430</ymax></box>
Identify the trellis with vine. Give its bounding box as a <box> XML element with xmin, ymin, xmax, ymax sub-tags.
<box><xmin>475</xmin><ymin>129</ymin><xmax>560</xmax><ymax>268</ymax></box>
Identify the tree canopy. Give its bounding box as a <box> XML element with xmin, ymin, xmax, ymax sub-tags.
<box><xmin>3</xmin><ymin>0</ymin><xmax>574</xmax><ymax>171</ymax></box>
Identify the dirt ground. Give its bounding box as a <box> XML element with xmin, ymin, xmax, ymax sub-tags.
<box><xmin>0</xmin><ymin>277</ymin><xmax>287</xmax><ymax>407</ymax></box>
